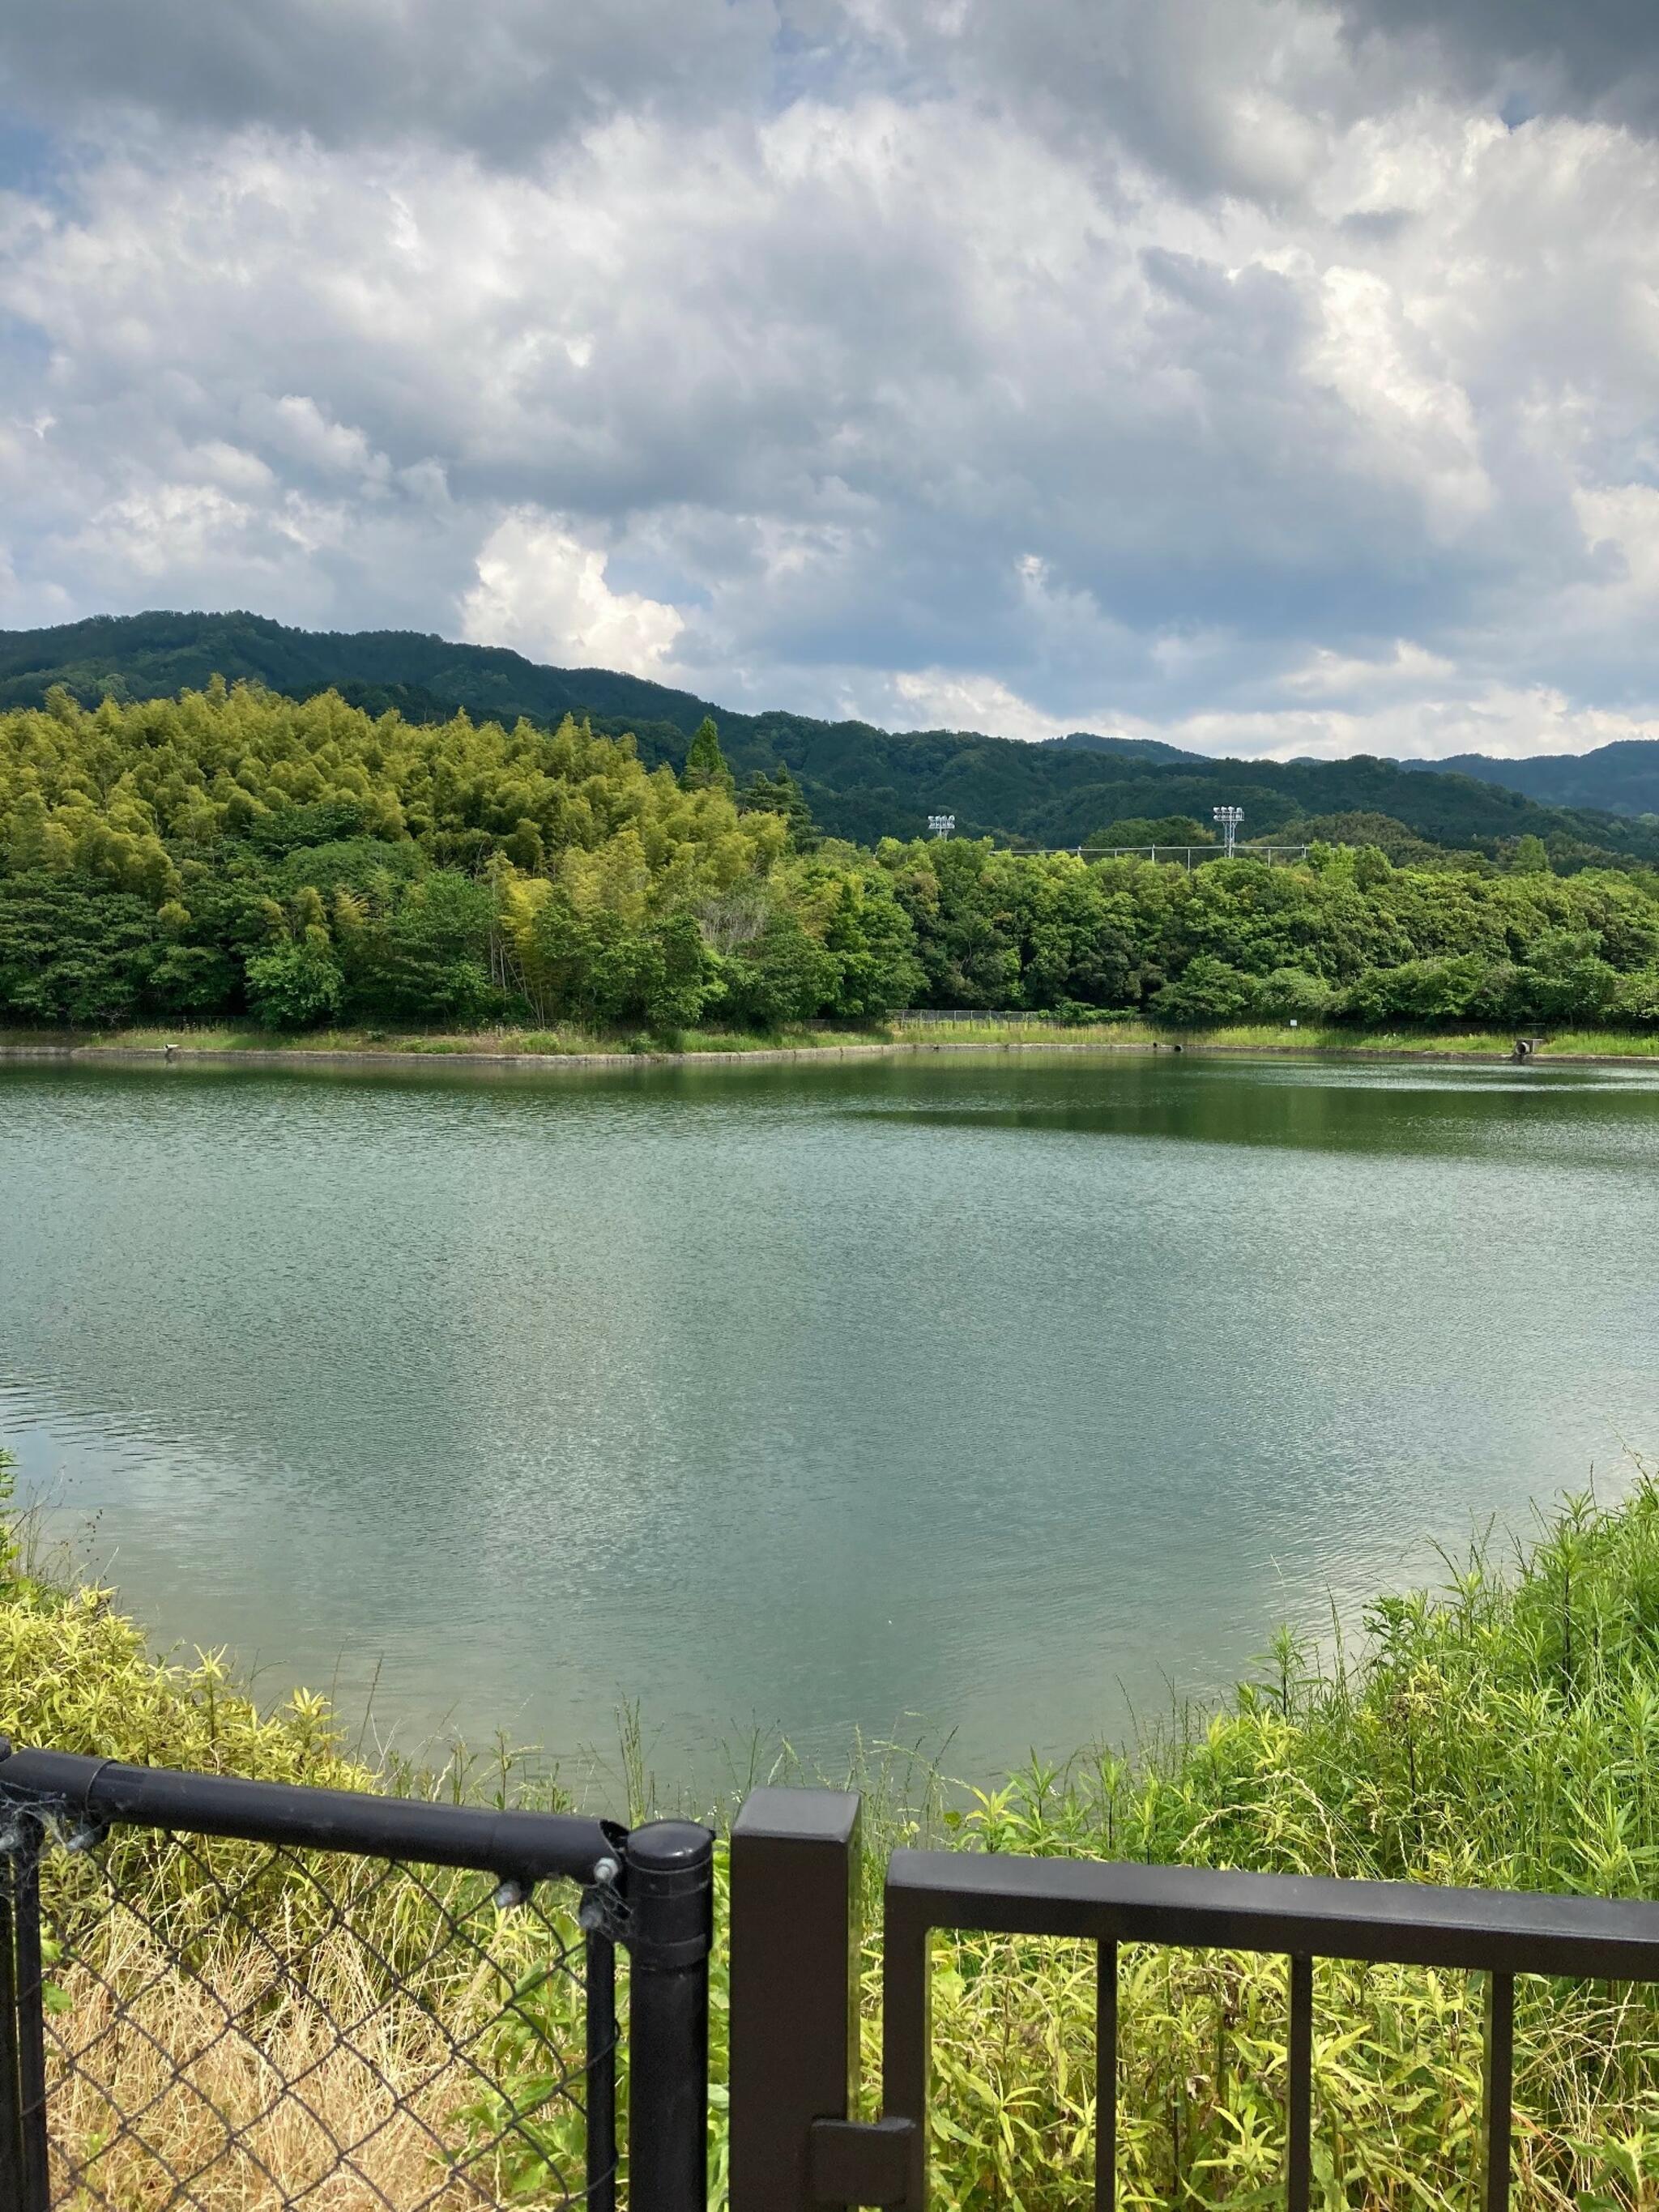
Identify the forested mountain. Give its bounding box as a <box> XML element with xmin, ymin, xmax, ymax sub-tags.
<box><xmin>1406</xmin><ymin>741</ymin><xmax>1659</xmax><ymax>820</ymax></box>
<box><xmin>4</xmin><ymin>609</ymin><xmax>1657</xmax><ymax>863</ymax></box>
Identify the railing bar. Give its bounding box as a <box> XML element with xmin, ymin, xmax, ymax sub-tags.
<box><xmin>586</xmin><ymin>1929</ymin><xmax>617</xmax><ymax>2212</ymax></box>
<box><xmin>1286</xmin><ymin>1954</ymin><xmax>1311</xmax><ymax>2212</ymax></box>
<box><xmin>0</xmin><ymin>1747</ymin><xmax>619</xmax><ymax>1884</ymax></box>
<box><xmin>1095</xmin><ymin>1938</ymin><xmax>1117</xmax><ymax>2212</ymax></box>
<box><xmin>1482</xmin><ymin>1970</ymin><xmax>1514</xmax><ymax>2212</ymax></box>
<box><xmin>884</xmin><ymin>1849</ymin><xmax>1659</xmax><ymax>1981</ymax></box>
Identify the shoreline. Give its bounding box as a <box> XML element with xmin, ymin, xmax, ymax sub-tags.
<box><xmin>5</xmin><ymin>1032</ymin><xmax>1659</xmax><ymax>1072</ymax></box>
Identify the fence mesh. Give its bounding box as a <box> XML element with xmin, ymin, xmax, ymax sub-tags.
<box><xmin>1</xmin><ymin>1797</ymin><xmax>613</xmax><ymax>2212</ymax></box>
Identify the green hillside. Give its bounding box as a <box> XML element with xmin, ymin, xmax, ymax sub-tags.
<box><xmin>1410</xmin><ymin>740</ymin><xmax>1659</xmax><ymax>820</ymax></box>
<box><xmin>5</xmin><ymin>609</ymin><xmax>1657</xmax><ymax>863</ymax></box>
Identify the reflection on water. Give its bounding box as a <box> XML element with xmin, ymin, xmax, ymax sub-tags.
<box><xmin>2</xmin><ymin>1050</ymin><xmax>1656</xmax><ymax>1787</ymax></box>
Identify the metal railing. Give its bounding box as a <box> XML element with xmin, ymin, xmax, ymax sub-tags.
<box><xmin>729</xmin><ymin>1787</ymin><xmax>1659</xmax><ymax>2212</ymax></box>
<box><xmin>0</xmin><ymin>1741</ymin><xmax>713</xmax><ymax>2212</ymax></box>
<box><xmin>1013</xmin><ymin>846</ymin><xmax>1313</xmax><ymax>867</ymax></box>
<box><xmin>11</xmin><ymin>1754</ymin><xmax>1659</xmax><ymax>2209</ymax></box>
<box><xmin>890</xmin><ymin>1009</ymin><xmax>1095</xmax><ymax>1026</ymax></box>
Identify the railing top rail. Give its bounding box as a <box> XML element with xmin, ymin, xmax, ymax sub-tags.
<box><xmin>887</xmin><ymin>1848</ymin><xmax>1659</xmax><ymax>1980</ymax></box>
<box><xmin>0</xmin><ymin>1741</ymin><xmax>624</xmax><ymax>1886</ymax></box>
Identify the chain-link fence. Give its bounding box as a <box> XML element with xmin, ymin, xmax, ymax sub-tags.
<box><xmin>0</xmin><ymin>1747</ymin><xmax>713</xmax><ymax>2212</ymax></box>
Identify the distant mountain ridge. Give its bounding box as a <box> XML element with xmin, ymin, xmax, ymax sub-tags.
<box><xmin>1038</xmin><ymin>730</ymin><xmax>1205</xmax><ymax>765</ymax></box>
<box><xmin>1404</xmin><ymin>741</ymin><xmax>1659</xmax><ymax>820</ymax></box>
<box><xmin>4</xmin><ymin>608</ymin><xmax>1658</xmax><ymax>863</ymax></box>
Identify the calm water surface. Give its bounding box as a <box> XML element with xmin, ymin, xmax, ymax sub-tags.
<box><xmin>2</xmin><ymin>1051</ymin><xmax>1656</xmax><ymax>1789</ymax></box>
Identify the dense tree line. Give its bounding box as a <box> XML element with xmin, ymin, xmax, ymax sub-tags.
<box><xmin>0</xmin><ymin>684</ymin><xmax>920</xmax><ymax>1030</ymax></box>
<box><xmin>8</xmin><ymin>609</ymin><xmax>1659</xmax><ymax>858</ymax></box>
<box><xmin>5</xmin><ymin>681</ymin><xmax>1659</xmax><ymax>1034</ymax></box>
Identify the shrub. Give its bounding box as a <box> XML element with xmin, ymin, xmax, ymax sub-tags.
<box><xmin>1255</xmin><ymin>965</ymin><xmax>1335</xmax><ymax>1021</ymax></box>
<box><xmin>244</xmin><ymin>939</ymin><xmax>346</xmax><ymax>1029</ymax></box>
<box><xmin>1148</xmin><ymin>955</ymin><xmax>1257</xmax><ymax>1025</ymax></box>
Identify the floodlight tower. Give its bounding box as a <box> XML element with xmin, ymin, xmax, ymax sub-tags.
<box><xmin>1213</xmin><ymin>805</ymin><xmax>1243</xmax><ymax>859</ymax></box>
<box><xmin>928</xmin><ymin>813</ymin><xmax>956</xmax><ymax>839</ymax></box>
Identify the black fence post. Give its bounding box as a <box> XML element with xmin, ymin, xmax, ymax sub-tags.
<box><xmin>729</xmin><ymin>1788</ymin><xmax>862</xmax><ymax>2211</ymax></box>
<box><xmin>0</xmin><ymin>1826</ymin><xmax>25</xmax><ymax>2210</ymax></box>
<box><xmin>13</xmin><ymin>1822</ymin><xmax>49</xmax><ymax>2212</ymax></box>
<box><xmin>0</xmin><ymin>1814</ymin><xmax>48</xmax><ymax>2212</ymax></box>
<box><xmin>584</xmin><ymin>1929</ymin><xmax>619</xmax><ymax>2212</ymax></box>
<box><xmin>625</xmin><ymin>1819</ymin><xmax>714</xmax><ymax>2212</ymax></box>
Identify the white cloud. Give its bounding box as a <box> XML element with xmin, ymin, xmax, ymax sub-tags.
<box><xmin>1282</xmin><ymin>638</ymin><xmax>1458</xmax><ymax>701</ymax></box>
<box><xmin>889</xmin><ymin>669</ymin><xmax>1071</xmax><ymax>740</ymax></box>
<box><xmin>1126</xmin><ymin>687</ymin><xmax>1659</xmax><ymax>763</ymax></box>
<box><xmin>461</xmin><ymin>512</ymin><xmax>684</xmax><ymax>676</ymax></box>
<box><xmin>2</xmin><ymin>2</ymin><xmax>1659</xmax><ymax>757</ymax></box>
<box><xmin>241</xmin><ymin>396</ymin><xmax>394</xmax><ymax>487</ymax></box>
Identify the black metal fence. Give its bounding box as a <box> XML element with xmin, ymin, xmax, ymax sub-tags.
<box><xmin>11</xmin><ymin>1754</ymin><xmax>1659</xmax><ymax>2210</ymax></box>
<box><xmin>729</xmin><ymin>1786</ymin><xmax>1659</xmax><ymax>2212</ymax></box>
<box><xmin>0</xmin><ymin>1742</ymin><xmax>712</xmax><ymax>2212</ymax></box>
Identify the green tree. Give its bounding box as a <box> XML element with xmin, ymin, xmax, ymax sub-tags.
<box><xmin>1511</xmin><ymin>834</ymin><xmax>1550</xmax><ymax>876</ymax></box>
<box><xmin>342</xmin><ymin>872</ymin><xmax>496</xmax><ymax>1024</ymax></box>
<box><xmin>1512</xmin><ymin>928</ymin><xmax>1618</xmax><ymax>1024</ymax></box>
<box><xmin>740</xmin><ymin>765</ymin><xmax>818</xmax><ymax>850</ymax></box>
<box><xmin>639</xmin><ymin>911</ymin><xmax>719</xmax><ymax>1030</ymax></box>
<box><xmin>723</xmin><ymin>910</ymin><xmax>839</xmax><ymax>1026</ymax></box>
<box><xmin>680</xmin><ymin>716</ymin><xmax>733</xmax><ymax>795</ymax></box>
<box><xmin>1344</xmin><ymin>954</ymin><xmax>1496</xmax><ymax>1023</ymax></box>
<box><xmin>1085</xmin><ymin>815</ymin><xmax>1214</xmax><ymax>850</ymax></box>
<box><xmin>822</xmin><ymin>875</ymin><xmax>926</xmax><ymax>1016</ymax></box>
<box><xmin>244</xmin><ymin>940</ymin><xmax>345</xmax><ymax>1029</ymax></box>
<box><xmin>1148</xmin><ymin>956</ymin><xmax>1256</xmax><ymax>1025</ymax></box>
<box><xmin>1353</xmin><ymin>846</ymin><xmax>1392</xmax><ymax>890</ymax></box>
<box><xmin>0</xmin><ymin>874</ymin><xmax>160</xmax><ymax>1025</ymax></box>
<box><xmin>1256</xmin><ymin>966</ymin><xmax>1335</xmax><ymax>1021</ymax></box>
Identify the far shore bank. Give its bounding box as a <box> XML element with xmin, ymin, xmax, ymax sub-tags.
<box><xmin>6</xmin><ymin>1020</ymin><xmax>1659</xmax><ymax>1072</ymax></box>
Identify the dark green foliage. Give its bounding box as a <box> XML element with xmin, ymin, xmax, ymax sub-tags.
<box><xmin>0</xmin><ymin>873</ymin><xmax>161</xmax><ymax>1025</ymax></box>
<box><xmin>721</xmin><ymin>912</ymin><xmax>839</xmax><ymax>1027</ymax></box>
<box><xmin>332</xmin><ymin>872</ymin><xmax>497</xmax><ymax>1025</ymax></box>
<box><xmin>739</xmin><ymin>765</ymin><xmax>818</xmax><ymax>850</ymax></box>
<box><xmin>147</xmin><ymin>938</ymin><xmax>241</xmax><ymax>1015</ymax></box>
<box><xmin>518</xmin><ymin>897</ymin><xmax>719</xmax><ymax>1031</ymax></box>
<box><xmin>1271</xmin><ymin>811</ymin><xmax>1461</xmax><ymax>866</ymax></box>
<box><xmin>6</xmin><ymin>610</ymin><xmax>1658</xmax><ymax>860</ymax></box>
<box><xmin>821</xmin><ymin>876</ymin><xmax>927</xmax><ymax>1018</ymax></box>
<box><xmin>248</xmin><ymin>800</ymin><xmax>382</xmax><ymax>855</ymax></box>
<box><xmin>1085</xmin><ymin>813</ymin><xmax>1214</xmax><ymax>848</ymax></box>
<box><xmin>244</xmin><ymin>940</ymin><xmax>345</xmax><ymax>1029</ymax></box>
<box><xmin>1149</xmin><ymin>954</ymin><xmax>1258</xmax><ymax>1025</ymax></box>
<box><xmin>1512</xmin><ymin>927</ymin><xmax>1618</xmax><ymax>1023</ymax></box>
<box><xmin>1412</xmin><ymin>737</ymin><xmax>1659</xmax><ymax>818</ymax></box>
<box><xmin>680</xmin><ymin>715</ymin><xmax>733</xmax><ymax>794</ymax></box>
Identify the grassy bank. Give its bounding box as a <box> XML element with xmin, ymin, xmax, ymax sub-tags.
<box><xmin>0</xmin><ymin>1019</ymin><xmax>889</xmax><ymax>1059</ymax></box>
<box><xmin>8</xmin><ymin>1016</ymin><xmax>1659</xmax><ymax>1065</ymax></box>
<box><xmin>896</xmin><ymin>1016</ymin><xmax>1659</xmax><ymax>1058</ymax></box>
<box><xmin>6</xmin><ymin>1457</ymin><xmax>1659</xmax><ymax>2204</ymax></box>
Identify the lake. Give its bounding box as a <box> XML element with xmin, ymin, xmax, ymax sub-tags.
<box><xmin>2</xmin><ymin>1049</ymin><xmax>1656</xmax><ymax>1796</ymax></box>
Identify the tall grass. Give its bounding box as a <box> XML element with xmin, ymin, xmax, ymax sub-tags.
<box><xmin>889</xmin><ymin>1017</ymin><xmax>1659</xmax><ymax>1057</ymax></box>
<box><xmin>867</xmin><ymin>1484</ymin><xmax>1659</xmax><ymax>2208</ymax></box>
<box><xmin>16</xmin><ymin>1017</ymin><xmax>1659</xmax><ymax>1062</ymax></box>
<box><xmin>6</xmin><ymin>1455</ymin><xmax>1659</xmax><ymax>2204</ymax></box>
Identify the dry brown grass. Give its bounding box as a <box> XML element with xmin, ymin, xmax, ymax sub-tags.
<box><xmin>45</xmin><ymin>1911</ymin><xmax>575</xmax><ymax>2211</ymax></box>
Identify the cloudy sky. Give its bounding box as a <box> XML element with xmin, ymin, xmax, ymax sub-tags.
<box><xmin>2</xmin><ymin>1</ymin><xmax>1657</xmax><ymax>758</ymax></box>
